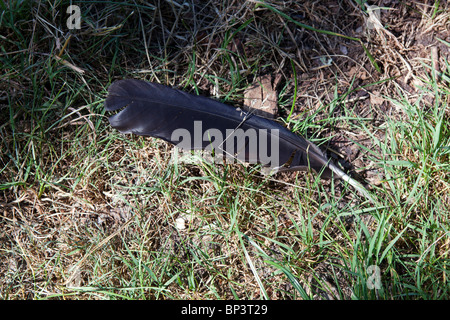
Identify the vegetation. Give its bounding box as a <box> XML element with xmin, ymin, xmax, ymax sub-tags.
<box><xmin>1</xmin><ymin>0</ymin><xmax>449</xmax><ymax>299</ymax></box>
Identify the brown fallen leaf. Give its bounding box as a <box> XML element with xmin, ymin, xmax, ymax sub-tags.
<box><xmin>243</xmin><ymin>74</ymin><xmax>281</xmax><ymax>119</ymax></box>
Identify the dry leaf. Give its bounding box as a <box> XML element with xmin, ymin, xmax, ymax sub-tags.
<box><xmin>243</xmin><ymin>74</ymin><xmax>280</xmax><ymax>118</ymax></box>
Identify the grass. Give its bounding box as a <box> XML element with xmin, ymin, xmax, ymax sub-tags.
<box><xmin>1</xmin><ymin>0</ymin><xmax>449</xmax><ymax>300</ymax></box>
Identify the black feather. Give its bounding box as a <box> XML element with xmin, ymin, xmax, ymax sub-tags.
<box><xmin>104</xmin><ymin>79</ymin><xmax>373</xmax><ymax>200</ymax></box>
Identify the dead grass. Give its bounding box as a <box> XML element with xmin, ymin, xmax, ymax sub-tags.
<box><xmin>1</xmin><ymin>0</ymin><xmax>449</xmax><ymax>300</ymax></box>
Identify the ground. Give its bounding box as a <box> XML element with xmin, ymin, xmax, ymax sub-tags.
<box><xmin>0</xmin><ymin>0</ymin><xmax>449</xmax><ymax>300</ymax></box>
